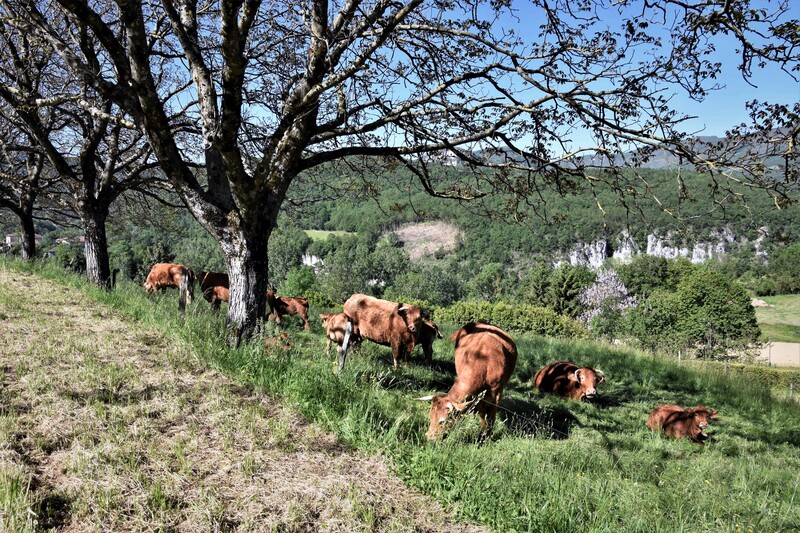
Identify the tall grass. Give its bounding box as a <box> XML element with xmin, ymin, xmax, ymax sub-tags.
<box><xmin>5</xmin><ymin>258</ymin><xmax>800</xmax><ymax>532</ymax></box>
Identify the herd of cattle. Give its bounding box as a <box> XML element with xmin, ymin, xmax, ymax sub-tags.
<box><xmin>144</xmin><ymin>262</ymin><xmax>719</xmax><ymax>444</ymax></box>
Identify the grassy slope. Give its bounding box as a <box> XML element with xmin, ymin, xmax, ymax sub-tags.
<box><xmin>6</xmin><ymin>260</ymin><xmax>800</xmax><ymax>532</ymax></box>
<box><xmin>304</xmin><ymin>229</ymin><xmax>354</xmax><ymax>241</ymax></box>
<box><xmin>756</xmin><ymin>294</ymin><xmax>800</xmax><ymax>342</ymax></box>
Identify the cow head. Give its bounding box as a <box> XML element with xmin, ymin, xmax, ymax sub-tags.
<box><xmin>689</xmin><ymin>406</ymin><xmax>718</xmax><ymax>442</ymax></box>
<box><xmin>397</xmin><ymin>304</ymin><xmax>427</xmax><ymax>335</ymax></box>
<box><xmin>572</xmin><ymin>367</ymin><xmax>603</xmax><ymax>401</ymax></box>
<box><xmin>319</xmin><ymin>313</ymin><xmax>332</xmax><ymax>327</ymax></box>
<box><xmin>417</xmin><ymin>394</ymin><xmax>477</xmax><ymax>441</ymax></box>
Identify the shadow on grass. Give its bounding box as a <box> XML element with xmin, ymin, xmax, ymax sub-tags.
<box><xmin>499</xmin><ymin>396</ymin><xmax>579</xmax><ymax>440</ymax></box>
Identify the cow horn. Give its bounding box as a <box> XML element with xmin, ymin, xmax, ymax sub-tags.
<box><xmin>415</xmin><ymin>395</ymin><xmax>436</xmax><ymax>401</ymax></box>
<box><xmin>595</xmin><ymin>368</ymin><xmax>606</xmax><ymax>383</ymax></box>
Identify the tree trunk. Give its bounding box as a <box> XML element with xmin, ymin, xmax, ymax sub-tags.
<box><xmin>82</xmin><ymin>209</ymin><xmax>112</xmax><ymax>289</ymax></box>
<box><xmin>222</xmin><ymin>229</ymin><xmax>271</xmax><ymax>346</ymax></box>
<box><xmin>19</xmin><ymin>214</ymin><xmax>36</xmax><ymax>261</ymax></box>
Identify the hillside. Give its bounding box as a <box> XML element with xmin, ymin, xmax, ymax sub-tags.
<box><xmin>0</xmin><ymin>267</ymin><xmax>483</xmax><ymax>532</ymax></box>
<box><xmin>3</xmin><ymin>260</ymin><xmax>800</xmax><ymax>532</ymax></box>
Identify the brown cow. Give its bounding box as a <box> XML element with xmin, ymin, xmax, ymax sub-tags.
<box><xmin>647</xmin><ymin>405</ymin><xmax>718</xmax><ymax>443</ymax></box>
<box><xmin>267</xmin><ymin>289</ymin><xmax>310</xmax><ymax>330</ymax></box>
<box><xmin>143</xmin><ymin>263</ymin><xmax>195</xmax><ymax>311</ymax></box>
<box><xmin>532</xmin><ymin>361</ymin><xmax>605</xmax><ymax>401</ymax></box>
<box><xmin>418</xmin><ymin>322</ymin><xmax>517</xmax><ymax>442</ymax></box>
<box><xmin>339</xmin><ymin>293</ymin><xmax>428</xmax><ymax>372</ymax></box>
<box><xmin>416</xmin><ymin>320</ymin><xmax>442</xmax><ymax>362</ymax></box>
<box><xmin>320</xmin><ymin>312</ymin><xmax>361</xmax><ymax>356</ymax></box>
<box><xmin>198</xmin><ymin>271</ymin><xmax>230</xmax><ymax>311</ymax></box>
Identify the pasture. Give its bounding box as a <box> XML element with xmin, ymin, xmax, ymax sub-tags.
<box><xmin>304</xmin><ymin>230</ymin><xmax>355</xmax><ymax>242</ymax></box>
<box><xmin>2</xmin><ymin>260</ymin><xmax>800</xmax><ymax>532</ymax></box>
<box><xmin>756</xmin><ymin>294</ymin><xmax>800</xmax><ymax>343</ymax></box>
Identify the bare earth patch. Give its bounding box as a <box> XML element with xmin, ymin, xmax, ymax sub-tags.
<box><xmin>0</xmin><ymin>268</ymin><xmax>485</xmax><ymax>532</ymax></box>
<box><xmin>391</xmin><ymin>222</ymin><xmax>463</xmax><ymax>261</ymax></box>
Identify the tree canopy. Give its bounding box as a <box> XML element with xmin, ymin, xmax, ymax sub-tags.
<box><xmin>1</xmin><ymin>0</ymin><xmax>798</xmax><ymax>341</ymax></box>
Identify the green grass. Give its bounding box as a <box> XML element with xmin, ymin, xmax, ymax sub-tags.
<box><xmin>756</xmin><ymin>294</ymin><xmax>800</xmax><ymax>342</ymax></box>
<box><xmin>304</xmin><ymin>229</ymin><xmax>355</xmax><ymax>241</ymax></box>
<box><xmin>4</xmin><ymin>258</ymin><xmax>800</xmax><ymax>532</ymax></box>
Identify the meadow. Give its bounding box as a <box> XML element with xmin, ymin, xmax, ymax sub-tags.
<box><xmin>756</xmin><ymin>294</ymin><xmax>800</xmax><ymax>343</ymax></box>
<box><xmin>2</xmin><ymin>259</ymin><xmax>800</xmax><ymax>532</ymax></box>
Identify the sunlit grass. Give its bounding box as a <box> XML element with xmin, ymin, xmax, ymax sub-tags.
<box><xmin>3</xmin><ymin>258</ymin><xmax>800</xmax><ymax>532</ymax></box>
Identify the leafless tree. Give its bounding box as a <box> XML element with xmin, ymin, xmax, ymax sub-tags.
<box><xmin>6</xmin><ymin>0</ymin><xmax>798</xmax><ymax>342</ymax></box>
<box><xmin>0</xmin><ymin>11</ymin><xmax>163</xmax><ymax>286</ymax></box>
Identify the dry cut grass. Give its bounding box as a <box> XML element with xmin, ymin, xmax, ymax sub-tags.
<box><xmin>0</xmin><ymin>267</ymin><xmax>484</xmax><ymax>532</ymax></box>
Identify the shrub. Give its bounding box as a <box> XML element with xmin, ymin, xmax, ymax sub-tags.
<box><xmin>434</xmin><ymin>300</ymin><xmax>588</xmax><ymax>338</ymax></box>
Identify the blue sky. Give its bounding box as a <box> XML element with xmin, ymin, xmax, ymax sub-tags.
<box><xmin>499</xmin><ymin>0</ymin><xmax>800</xmax><ymax>141</ymax></box>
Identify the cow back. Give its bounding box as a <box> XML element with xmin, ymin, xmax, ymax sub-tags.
<box><xmin>450</xmin><ymin>322</ymin><xmax>517</xmax><ymax>396</ymax></box>
<box><xmin>343</xmin><ymin>294</ymin><xmax>424</xmax><ymax>347</ymax></box>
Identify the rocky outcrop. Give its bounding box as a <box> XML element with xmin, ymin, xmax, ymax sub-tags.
<box><xmin>563</xmin><ymin>226</ymin><xmax>767</xmax><ymax>269</ymax></box>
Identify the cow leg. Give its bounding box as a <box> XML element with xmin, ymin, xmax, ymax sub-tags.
<box><xmin>302</xmin><ymin>313</ymin><xmax>310</xmax><ymax>331</ymax></box>
<box><xmin>213</xmin><ymin>299</ymin><xmax>221</xmax><ymax>312</ymax></box>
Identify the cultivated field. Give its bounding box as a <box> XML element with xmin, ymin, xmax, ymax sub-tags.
<box><xmin>2</xmin><ymin>261</ymin><xmax>800</xmax><ymax>532</ymax></box>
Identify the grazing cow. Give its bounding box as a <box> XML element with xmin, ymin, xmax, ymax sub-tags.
<box><xmin>267</xmin><ymin>289</ymin><xmax>310</xmax><ymax>330</ymax></box>
<box><xmin>320</xmin><ymin>312</ymin><xmax>362</xmax><ymax>356</ymax></box>
<box><xmin>418</xmin><ymin>322</ymin><xmax>517</xmax><ymax>441</ymax></box>
<box><xmin>143</xmin><ymin>263</ymin><xmax>195</xmax><ymax>311</ymax></box>
<box><xmin>416</xmin><ymin>320</ymin><xmax>442</xmax><ymax>362</ymax></box>
<box><xmin>198</xmin><ymin>271</ymin><xmax>230</xmax><ymax>311</ymax></box>
<box><xmin>647</xmin><ymin>405</ymin><xmax>718</xmax><ymax>443</ymax></box>
<box><xmin>339</xmin><ymin>293</ymin><xmax>428</xmax><ymax>372</ymax></box>
<box><xmin>532</xmin><ymin>361</ymin><xmax>605</xmax><ymax>401</ymax></box>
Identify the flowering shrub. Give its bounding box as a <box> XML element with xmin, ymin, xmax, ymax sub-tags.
<box><xmin>578</xmin><ymin>270</ymin><xmax>636</xmax><ymax>340</ymax></box>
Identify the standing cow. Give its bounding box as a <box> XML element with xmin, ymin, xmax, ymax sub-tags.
<box><xmin>417</xmin><ymin>320</ymin><xmax>443</xmax><ymax>362</ymax></box>
<box><xmin>532</xmin><ymin>361</ymin><xmax>605</xmax><ymax>401</ymax></box>
<box><xmin>143</xmin><ymin>263</ymin><xmax>195</xmax><ymax>311</ymax></box>
<box><xmin>647</xmin><ymin>405</ymin><xmax>718</xmax><ymax>443</ymax></box>
<box><xmin>339</xmin><ymin>294</ymin><xmax>427</xmax><ymax>372</ymax></box>
<box><xmin>198</xmin><ymin>271</ymin><xmax>230</xmax><ymax>311</ymax></box>
<box><xmin>320</xmin><ymin>312</ymin><xmax>361</xmax><ymax>357</ymax></box>
<box><xmin>267</xmin><ymin>289</ymin><xmax>310</xmax><ymax>330</ymax></box>
<box><xmin>418</xmin><ymin>322</ymin><xmax>517</xmax><ymax>442</ymax></box>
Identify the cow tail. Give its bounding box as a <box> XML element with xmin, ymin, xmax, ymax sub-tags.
<box><xmin>339</xmin><ymin>319</ymin><xmax>353</xmax><ymax>374</ymax></box>
<box><xmin>178</xmin><ymin>267</ymin><xmax>190</xmax><ymax>312</ymax></box>
<box><xmin>187</xmin><ymin>268</ymin><xmax>195</xmax><ymax>302</ymax></box>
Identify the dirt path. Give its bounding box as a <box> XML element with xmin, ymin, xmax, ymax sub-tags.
<box><xmin>0</xmin><ymin>268</ymin><xmax>484</xmax><ymax>532</ymax></box>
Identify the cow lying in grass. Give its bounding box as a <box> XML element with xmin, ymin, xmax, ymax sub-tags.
<box><xmin>418</xmin><ymin>322</ymin><xmax>517</xmax><ymax>442</ymax></box>
<box><xmin>647</xmin><ymin>405</ymin><xmax>718</xmax><ymax>443</ymax></box>
<box><xmin>532</xmin><ymin>361</ymin><xmax>605</xmax><ymax>401</ymax></box>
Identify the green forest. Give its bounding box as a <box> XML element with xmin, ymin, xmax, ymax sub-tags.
<box><xmin>4</xmin><ymin>164</ymin><xmax>800</xmax><ymax>359</ymax></box>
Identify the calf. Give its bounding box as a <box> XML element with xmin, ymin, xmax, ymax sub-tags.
<box><xmin>198</xmin><ymin>271</ymin><xmax>230</xmax><ymax>311</ymax></box>
<box><xmin>320</xmin><ymin>312</ymin><xmax>361</xmax><ymax>356</ymax></box>
<box><xmin>418</xmin><ymin>322</ymin><xmax>517</xmax><ymax>442</ymax></box>
<box><xmin>647</xmin><ymin>405</ymin><xmax>718</xmax><ymax>443</ymax></box>
<box><xmin>532</xmin><ymin>361</ymin><xmax>604</xmax><ymax>401</ymax></box>
<box><xmin>143</xmin><ymin>263</ymin><xmax>195</xmax><ymax>311</ymax></box>
<box><xmin>416</xmin><ymin>320</ymin><xmax>442</xmax><ymax>362</ymax></box>
<box><xmin>339</xmin><ymin>293</ymin><xmax>427</xmax><ymax>372</ymax></box>
<box><xmin>267</xmin><ymin>289</ymin><xmax>310</xmax><ymax>330</ymax></box>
